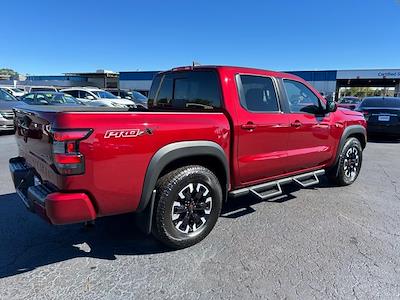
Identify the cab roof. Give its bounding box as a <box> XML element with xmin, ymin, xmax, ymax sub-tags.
<box><xmin>166</xmin><ymin>65</ymin><xmax>303</xmax><ymax>81</ymax></box>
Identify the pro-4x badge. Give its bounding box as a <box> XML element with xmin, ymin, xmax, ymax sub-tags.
<box><xmin>104</xmin><ymin>129</ymin><xmax>144</xmax><ymax>139</ymax></box>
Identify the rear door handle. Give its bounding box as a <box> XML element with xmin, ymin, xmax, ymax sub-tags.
<box><xmin>291</xmin><ymin>120</ymin><xmax>302</xmax><ymax>128</ymax></box>
<box><xmin>241</xmin><ymin>122</ymin><xmax>257</xmax><ymax>131</ymax></box>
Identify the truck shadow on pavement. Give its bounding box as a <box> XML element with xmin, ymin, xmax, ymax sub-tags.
<box><xmin>0</xmin><ymin>177</ymin><xmax>333</xmax><ymax>279</ymax></box>
<box><xmin>0</xmin><ymin>192</ymin><xmax>171</xmax><ymax>279</ymax></box>
<box><xmin>221</xmin><ymin>176</ymin><xmax>334</xmax><ymax>219</ymax></box>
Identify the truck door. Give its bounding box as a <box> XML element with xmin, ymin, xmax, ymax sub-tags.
<box><xmin>236</xmin><ymin>75</ymin><xmax>290</xmax><ymax>185</ymax></box>
<box><xmin>282</xmin><ymin>79</ymin><xmax>335</xmax><ymax>172</ymax></box>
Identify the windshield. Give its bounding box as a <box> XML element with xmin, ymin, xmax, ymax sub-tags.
<box><xmin>11</xmin><ymin>88</ymin><xmax>23</xmax><ymax>93</ymax></box>
<box><xmin>40</xmin><ymin>93</ymin><xmax>79</xmax><ymax>104</ymax></box>
<box><xmin>132</xmin><ymin>91</ymin><xmax>147</xmax><ymax>101</ymax></box>
<box><xmin>51</xmin><ymin>94</ymin><xmax>78</xmax><ymax>104</ymax></box>
<box><xmin>93</xmin><ymin>91</ymin><xmax>117</xmax><ymax>99</ymax></box>
<box><xmin>360</xmin><ymin>97</ymin><xmax>400</xmax><ymax>108</ymax></box>
<box><xmin>0</xmin><ymin>89</ymin><xmax>17</xmax><ymax>101</ymax></box>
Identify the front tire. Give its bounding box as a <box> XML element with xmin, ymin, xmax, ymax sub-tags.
<box><xmin>328</xmin><ymin>137</ymin><xmax>363</xmax><ymax>186</ymax></box>
<box><xmin>152</xmin><ymin>165</ymin><xmax>222</xmax><ymax>249</ymax></box>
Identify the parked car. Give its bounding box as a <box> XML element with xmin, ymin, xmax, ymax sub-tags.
<box><xmin>20</xmin><ymin>92</ymin><xmax>83</xmax><ymax>106</ymax></box>
<box><xmin>0</xmin><ymin>88</ymin><xmax>23</xmax><ymax>131</ymax></box>
<box><xmin>356</xmin><ymin>97</ymin><xmax>400</xmax><ymax>137</ymax></box>
<box><xmin>107</xmin><ymin>89</ymin><xmax>148</xmax><ymax>108</ymax></box>
<box><xmin>10</xmin><ymin>65</ymin><xmax>367</xmax><ymax>249</ymax></box>
<box><xmin>0</xmin><ymin>86</ymin><xmax>25</xmax><ymax>98</ymax></box>
<box><xmin>337</xmin><ymin>96</ymin><xmax>360</xmax><ymax>110</ymax></box>
<box><xmin>25</xmin><ymin>86</ymin><xmax>59</xmax><ymax>93</ymax></box>
<box><xmin>61</xmin><ymin>87</ymin><xmax>136</xmax><ymax>108</ymax></box>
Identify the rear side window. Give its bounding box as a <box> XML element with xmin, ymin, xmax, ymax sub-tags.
<box><xmin>238</xmin><ymin>75</ymin><xmax>279</xmax><ymax>112</ymax></box>
<box><xmin>64</xmin><ymin>90</ymin><xmax>79</xmax><ymax>98</ymax></box>
<box><xmin>148</xmin><ymin>71</ymin><xmax>221</xmax><ymax>111</ymax></box>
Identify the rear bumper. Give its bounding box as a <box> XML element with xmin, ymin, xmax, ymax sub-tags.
<box><xmin>367</xmin><ymin>123</ymin><xmax>400</xmax><ymax>135</ymax></box>
<box><xmin>9</xmin><ymin>157</ymin><xmax>96</xmax><ymax>225</ymax></box>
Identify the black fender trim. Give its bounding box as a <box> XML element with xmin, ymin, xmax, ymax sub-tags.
<box><xmin>333</xmin><ymin>125</ymin><xmax>367</xmax><ymax>166</ymax></box>
<box><xmin>136</xmin><ymin>141</ymin><xmax>229</xmax><ymax>212</ymax></box>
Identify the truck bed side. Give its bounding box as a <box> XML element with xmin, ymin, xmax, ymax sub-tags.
<box><xmin>15</xmin><ymin>109</ymin><xmax>230</xmax><ymax>217</ymax></box>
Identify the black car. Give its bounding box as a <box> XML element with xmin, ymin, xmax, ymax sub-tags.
<box><xmin>356</xmin><ymin>97</ymin><xmax>400</xmax><ymax>137</ymax></box>
<box><xmin>20</xmin><ymin>92</ymin><xmax>83</xmax><ymax>106</ymax></box>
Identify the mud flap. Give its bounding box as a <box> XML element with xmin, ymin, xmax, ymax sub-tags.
<box><xmin>135</xmin><ymin>190</ymin><xmax>156</xmax><ymax>235</ymax></box>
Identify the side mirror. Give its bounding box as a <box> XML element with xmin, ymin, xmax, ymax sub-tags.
<box><xmin>326</xmin><ymin>99</ymin><xmax>337</xmax><ymax>113</ymax></box>
<box><xmin>86</xmin><ymin>95</ymin><xmax>95</xmax><ymax>100</ymax></box>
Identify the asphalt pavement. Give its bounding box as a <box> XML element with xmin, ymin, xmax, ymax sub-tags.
<box><xmin>0</xmin><ymin>133</ymin><xmax>399</xmax><ymax>299</ymax></box>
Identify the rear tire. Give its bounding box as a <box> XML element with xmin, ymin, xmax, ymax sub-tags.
<box><xmin>327</xmin><ymin>137</ymin><xmax>363</xmax><ymax>186</ymax></box>
<box><xmin>152</xmin><ymin>165</ymin><xmax>222</xmax><ymax>249</ymax></box>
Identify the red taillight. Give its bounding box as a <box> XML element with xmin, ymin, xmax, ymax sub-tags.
<box><xmin>52</xmin><ymin>129</ymin><xmax>92</xmax><ymax>175</ymax></box>
<box><xmin>53</xmin><ymin>130</ymin><xmax>92</xmax><ymax>142</ymax></box>
<box><xmin>361</xmin><ymin>111</ymin><xmax>370</xmax><ymax>120</ymax></box>
<box><xmin>54</xmin><ymin>154</ymin><xmax>82</xmax><ymax>164</ymax></box>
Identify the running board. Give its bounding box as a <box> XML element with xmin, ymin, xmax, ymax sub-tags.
<box><xmin>229</xmin><ymin>169</ymin><xmax>325</xmax><ymax>200</ymax></box>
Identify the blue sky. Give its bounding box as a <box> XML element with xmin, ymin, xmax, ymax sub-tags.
<box><xmin>1</xmin><ymin>0</ymin><xmax>399</xmax><ymax>75</ymax></box>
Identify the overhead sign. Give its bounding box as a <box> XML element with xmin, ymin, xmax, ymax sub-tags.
<box><xmin>337</xmin><ymin>69</ymin><xmax>400</xmax><ymax>79</ymax></box>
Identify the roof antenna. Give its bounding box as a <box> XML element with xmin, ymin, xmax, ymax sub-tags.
<box><xmin>192</xmin><ymin>61</ymin><xmax>201</xmax><ymax>68</ymax></box>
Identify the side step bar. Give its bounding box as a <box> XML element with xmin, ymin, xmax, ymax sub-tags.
<box><xmin>229</xmin><ymin>169</ymin><xmax>325</xmax><ymax>200</ymax></box>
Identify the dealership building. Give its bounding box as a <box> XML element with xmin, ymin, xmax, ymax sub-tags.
<box><xmin>2</xmin><ymin>68</ymin><xmax>400</xmax><ymax>99</ymax></box>
<box><xmin>119</xmin><ymin>68</ymin><xmax>400</xmax><ymax>99</ymax></box>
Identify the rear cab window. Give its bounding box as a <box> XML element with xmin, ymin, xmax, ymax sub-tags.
<box><xmin>360</xmin><ymin>98</ymin><xmax>400</xmax><ymax>108</ymax></box>
<box><xmin>148</xmin><ymin>70</ymin><xmax>222</xmax><ymax>111</ymax></box>
<box><xmin>236</xmin><ymin>75</ymin><xmax>280</xmax><ymax>112</ymax></box>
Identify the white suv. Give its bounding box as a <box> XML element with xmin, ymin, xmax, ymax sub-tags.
<box><xmin>60</xmin><ymin>87</ymin><xmax>136</xmax><ymax>108</ymax></box>
<box><xmin>0</xmin><ymin>86</ymin><xmax>25</xmax><ymax>98</ymax></box>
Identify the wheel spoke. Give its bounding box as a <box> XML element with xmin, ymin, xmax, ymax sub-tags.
<box><xmin>176</xmin><ymin>213</ymin><xmax>190</xmax><ymax>233</ymax></box>
<box><xmin>193</xmin><ymin>190</ymin><xmax>203</xmax><ymax>202</ymax></box>
<box><xmin>173</xmin><ymin>205</ymin><xmax>187</xmax><ymax>214</ymax></box>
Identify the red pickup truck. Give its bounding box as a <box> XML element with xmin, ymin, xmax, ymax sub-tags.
<box><xmin>10</xmin><ymin>66</ymin><xmax>367</xmax><ymax>248</ymax></box>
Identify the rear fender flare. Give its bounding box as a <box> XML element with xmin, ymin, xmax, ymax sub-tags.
<box><xmin>137</xmin><ymin>141</ymin><xmax>229</xmax><ymax>212</ymax></box>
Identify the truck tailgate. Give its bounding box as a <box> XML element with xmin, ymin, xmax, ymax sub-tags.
<box><xmin>14</xmin><ymin>107</ymin><xmax>59</xmax><ymax>184</ymax></box>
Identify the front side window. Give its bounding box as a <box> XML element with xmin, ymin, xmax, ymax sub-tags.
<box><xmin>149</xmin><ymin>71</ymin><xmax>221</xmax><ymax>111</ymax></box>
<box><xmin>238</xmin><ymin>75</ymin><xmax>279</xmax><ymax>112</ymax></box>
<box><xmin>283</xmin><ymin>80</ymin><xmax>323</xmax><ymax>114</ymax></box>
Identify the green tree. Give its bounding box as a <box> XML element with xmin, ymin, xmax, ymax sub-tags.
<box><xmin>0</xmin><ymin>68</ymin><xmax>19</xmax><ymax>78</ymax></box>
